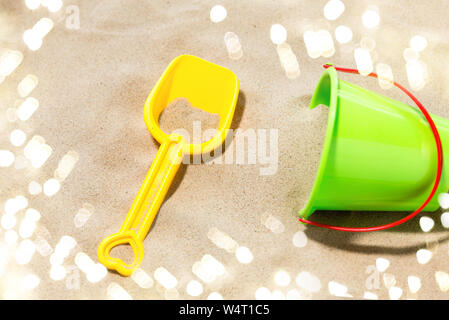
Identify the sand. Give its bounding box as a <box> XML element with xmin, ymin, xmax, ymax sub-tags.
<box><xmin>159</xmin><ymin>98</ymin><xmax>220</xmax><ymax>143</ymax></box>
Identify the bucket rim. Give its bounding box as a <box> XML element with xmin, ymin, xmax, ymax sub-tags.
<box><xmin>299</xmin><ymin>66</ymin><xmax>339</xmax><ymax>219</ymax></box>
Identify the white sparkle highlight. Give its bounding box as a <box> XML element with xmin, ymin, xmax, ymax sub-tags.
<box><xmin>416</xmin><ymin>249</ymin><xmax>432</xmax><ymax>264</ymax></box>
<box><xmin>296</xmin><ymin>271</ymin><xmax>321</xmax><ymax>293</ymax></box>
<box><xmin>363</xmin><ymin>291</ymin><xmax>378</xmax><ymax>300</ymax></box>
<box><xmin>360</xmin><ymin>37</ymin><xmax>376</xmax><ymax>52</ymax></box>
<box><xmin>54</xmin><ymin>151</ymin><xmax>79</xmax><ymax>181</ymax></box>
<box><xmin>410</xmin><ymin>35</ymin><xmax>428</xmax><ymax>52</ymax></box>
<box><xmin>107</xmin><ymin>282</ymin><xmax>132</xmax><ymax>300</ymax></box>
<box><xmin>354</xmin><ymin>48</ymin><xmax>373</xmax><ymax>76</ymax></box>
<box><xmin>362</xmin><ymin>8</ymin><xmax>380</xmax><ymax>29</ymax></box>
<box><xmin>303</xmin><ymin>29</ymin><xmax>335</xmax><ymax>58</ymax></box>
<box><xmin>406</xmin><ymin>60</ymin><xmax>427</xmax><ymax>91</ymax></box>
<box><xmin>255</xmin><ymin>287</ymin><xmax>271</xmax><ymax>300</ymax></box>
<box><xmin>403</xmin><ymin>48</ymin><xmax>419</xmax><ymax>62</ymax></box>
<box><xmin>47</xmin><ymin>0</ymin><xmax>63</xmax><ymax>13</ymax></box>
<box><xmin>192</xmin><ymin>254</ymin><xmax>225</xmax><ymax>283</ymax></box>
<box><xmin>18</xmin><ymin>74</ymin><xmax>38</xmax><ymax>98</ymax></box>
<box><xmin>274</xmin><ymin>270</ymin><xmax>291</xmax><ymax>287</ymax></box>
<box><xmin>207</xmin><ymin>292</ymin><xmax>223</xmax><ymax>300</ymax></box>
<box><xmin>5</xmin><ymin>230</ymin><xmax>19</xmax><ymax>245</ymax></box>
<box><xmin>277</xmin><ymin>43</ymin><xmax>300</xmax><ymax>79</ymax></box>
<box><xmin>28</xmin><ymin>181</ymin><xmax>42</xmax><ymax>195</ymax></box>
<box><xmin>407</xmin><ymin>276</ymin><xmax>421</xmax><ymax>294</ymax></box>
<box><xmin>131</xmin><ymin>268</ymin><xmax>154</xmax><ymax>289</ymax></box>
<box><xmin>389</xmin><ymin>286</ymin><xmax>403</xmax><ymax>300</ymax></box>
<box><xmin>328</xmin><ymin>281</ymin><xmax>352</xmax><ymax>297</ymax></box>
<box><xmin>25</xmin><ymin>0</ymin><xmax>41</xmax><ymax>10</ymax></box>
<box><xmin>270</xmin><ymin>24</ymin><xmax>287</xmax><ymax>45</ymax></box>
<box><xmin>335</xmin><ymin>25</ymin><xmax>353</xmax><ymax>44</ymax></box>
<box><xmin>16</xmin><ymin>239</ymin><xmax>36</xmax><ymax>265</ymax></box>
<box><xmin>224</xmin><ymin>32</ymin><xmax>243</xmax><ymax>60</ymax></box>
<box><xmin>235</xmin><ymin>246</ymin><xmax>253</xmax><ymax>264</ymax></box>
<box><xmin>4</xmin><ymin>196</ymin><xmax>28</xmax><ymax>215</ymax></box>
<box><xmin>43</xmin><ymin>179</ymin><xmax>61</xmax><ymax>196</ymax></box>
<box><xmin>292</xmin><ymin>231</ymin><xmax>307</xmax><ymax>248</ymax></box>
<box><xmin>263</xmin><ymin>215</ymin><xmax>285</xmax><ymax>233</ymax></box>
<box><xmin>323</xmin><ymin>0</ymin><xmax>345</xmax><ymax>21</ymax></box>
<box><xmin>86</xmin><ymin>263</ymin><xmax>108</xmax><ymax>283</ymax></box>
<box><xmin>10</xmin><ymin>129</ymin><xmax>27</xmax><ymax>147</ymax></box>
<box><xmin>435</xmin><ymin>271</ymin><xmax>449</xmax><ymax>292</ymax></box>
<box><xmin>438</xmin><ymin>193</ymin><xmax>449</xmax><ymax>209</ymax></box>
<box><xmin>419</xmin><ymin>216</ymin><xmax>434</xmax><ymax>232</ymax></box>
<box><xmin>376</xmin><ymin>258</ymin><xmax>390</xmax><ymax>272</ymax></box>
<box><xmin>440</xmin><ymin>212</ymin><xmax>449</xmax><ymax>228</ymax></box>
<box><xmin>186</xmin><ymin>280</ymin><xmax>203</xmax><ymax>297</ymax></box>
<box><xmin>17</xmin><ymin>97</ymin><xmax>39</xmax><ymax>121</ymax></box>
<box><xmin>23</xmin><ymin>29</ymin><xmax>43</xmax><ymax>51</ymax></box>
<box><xmin>376</xmin><ymin>63</ymin><xmax>394</xmax><ymax>89</ymax></box>
<box><xmin>22</xmin><ymin>274</ymin><xmax>40</xmax><ymax>290</ymax></box>
<box><xmin>0</xmin><ymin>150</ymin><xmax>15</xmax><ymax>167</ymax></box>
<box><xmin>24</xmin><ymin>136</ymin><xmax>53</xmax><ymax>168</ymax></box>
<box><xmin>383</xmin><ymin>273</ymin><xmax>396</xmax><ymax>289</ymax></box>
<box><xmin>33</xmin><ymin>18</ymin><xmax>54</xmax><ymax>39</ymax></box>
<box><xmin>0</xmin><ymin>50</ymin><xmax>23</xmax><ymax>77</ymax></box>
<box><xmin>207</xmin><ymin>227</ymin><xmax>238</xmax><ymax>253</ymax></box>
<box><xmin>210</xmin><ymin>5</ymin><xmax>227</xmax><ymax>23</ymax></box>
<box><xmin>154</xmin><ymin>267</ymin><xmax>178</xmax><ymax>289</ymax></box>
<box><xmin>1</xmin><ymin>214</ymin><xmax>17</xmax><ymax>230</ymax></box>
<box><xmin>271</xmin><ymin>290</ymin><xmax>285</xmax><ymax>300</ymax></box>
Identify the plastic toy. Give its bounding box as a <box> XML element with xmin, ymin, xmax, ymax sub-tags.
<box><xmin>300</xmin><ymin>65</ymin><xmax>448</xmax><ymax>231</ymax></box>
<box><xmin>98</xmin><ymin>55</ymin><xmax>239</xmax><ymax>276</ymax></box>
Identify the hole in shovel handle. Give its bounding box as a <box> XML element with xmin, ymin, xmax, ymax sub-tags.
<box><xmin>97</xmin><ymin>230</ymin><xmax>144</xmax><ymax>276</ymax></box>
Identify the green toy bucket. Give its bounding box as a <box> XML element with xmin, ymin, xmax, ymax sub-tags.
<box><xmin>300</xmin><ymin>67</ymin><xmax>449</xmax><ymax>219</ymax></box>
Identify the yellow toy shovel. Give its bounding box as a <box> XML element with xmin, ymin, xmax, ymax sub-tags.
<box><xmin>98</xmin><ymin>55</ymin><xmax>239</xmax><ymax>276</ymax></box>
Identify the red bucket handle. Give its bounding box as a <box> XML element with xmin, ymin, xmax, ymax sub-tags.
<box><xmin>299</xmin><ymin>64</ymin><xmax>443</xmax><ymax>232</ymax></box>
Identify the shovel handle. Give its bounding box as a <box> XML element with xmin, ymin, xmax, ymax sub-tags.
<box><xmin>98</xmin><ymin>134</ymin><xmax>184</xmax><ymax>276</ymax></box>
